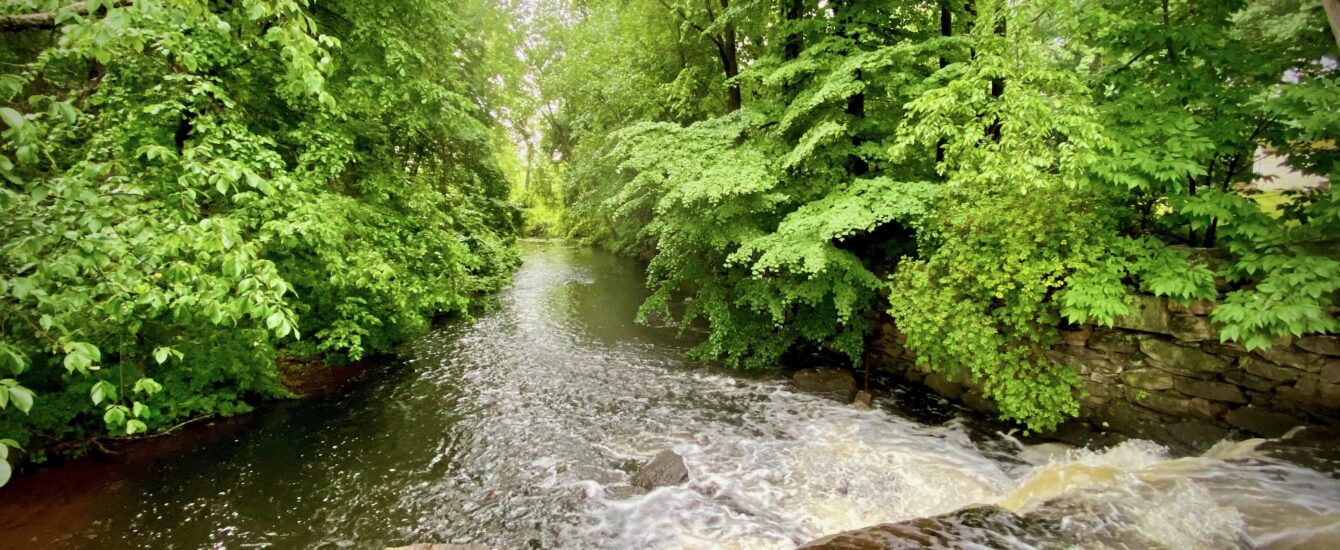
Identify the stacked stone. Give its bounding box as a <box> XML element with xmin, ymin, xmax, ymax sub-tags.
<box><xmin>870</xmin><ymin>295</ymin><xmax>1340</xmax><ymax>451</ymax></box>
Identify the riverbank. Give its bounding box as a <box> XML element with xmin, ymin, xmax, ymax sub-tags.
<box><xmin>867</xmin><ymin>298</ymin><xmax>1340</xmax><ymax>454</ymax></box>
<box><xmin>0</xmin><ymin>357</ymin><xmax>384</xmax><ymax>545</ymax></box>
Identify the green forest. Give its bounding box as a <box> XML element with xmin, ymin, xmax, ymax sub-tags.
<box><xmin>1</xmin><ymin>0</ymin><xmax>1337</xmax><ymax>486</ymax></box>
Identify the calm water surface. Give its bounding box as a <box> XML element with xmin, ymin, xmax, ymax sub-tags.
<box><xmin>2</xmin><ymin>242</ymin><xmax>1338</xmax><ymax>549</ymax></box>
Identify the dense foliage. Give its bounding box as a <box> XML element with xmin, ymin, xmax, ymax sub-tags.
<box><xmin>1</xmin><ymin>0</ymin><xmax>1336</xmax><ymax>486</ymax></box>
<box><xmin>0</xmin><ymin>0</ymin><xmax>520</xmax><ymax>482</ymax></box>
<box><xmin>522</xmin><ymin>0</ymin><xmax>1338</xmax><ymax>431</ymax></box>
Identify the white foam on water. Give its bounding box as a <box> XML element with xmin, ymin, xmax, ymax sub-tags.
<box><xmin>564</xmin><ymin>390</ymin><xmax>1340</xmax><ymax>549</ymax></box>
<box><xmin>566</xmin><ymin>388</ymin><xmax>1015</xmax><ymax>548</ymax></box>
<box><xmin>377</xmin><ymin>245</ymin><xmax>1340</xmax><ymax>550</ymax></box>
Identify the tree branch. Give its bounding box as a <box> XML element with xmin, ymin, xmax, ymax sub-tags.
<box><xmin>0</xmin><ymin>1</ymin><xmax>128</xmax><ymax>33</ymax></box>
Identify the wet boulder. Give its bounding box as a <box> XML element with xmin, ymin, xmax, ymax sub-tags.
<box><xmin>630</xmin><ymin>449</ymin><xmax>689</xmax><ymax>490</ymax></box>
<box><xmin>803</xmin><ymin>498</ymin><xmax>1253</xmax><ymax>550</ymax></box>
<box><xmin>793</xmin><ymin>367</ymin><xmax>858</xmax><ymax>402</ymax></box>
<box><xmin>799</xmin><ymin>506</ymin><xmax>1049</xmax><ymax>549</ymax></box>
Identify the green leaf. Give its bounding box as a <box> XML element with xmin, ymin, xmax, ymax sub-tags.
<box><xmin>0</xmin><ymin>348</ymin><xmax>25</xmax><ymax>375</ymax></box>
<box><xmin>0</xmin><ymin>107</ymin><xmax>23</xmax><ymax>129</ymax></box>
<box><xmin>63</xmin><ymin>352</ymin><xmax>90</xmax><ymax>373</ymax></box>
<box><xmin>126</xmin><ymin>419</ymin><xmax>146</xmax><ymax>435</ymax></box>
<box><xmin>74</xmin><ymin>342</ymin><xmax>102</xmax><ymax>363</ymax></box>
<box><xmin>8</xmin><ymin>386</ymin><xmax>33</xmax><ymax>414</ymax></box>
<box><xmin>90</xmin><ymin>380</ymin><xmax>115</xmax><ymax>405</ymax></box>
<box><xmin>0</xmin><ymin>459</ymin><xmax>10</xmax><ymax>487</ymax></box>
<box><xmin>132</xmin><ymin>378</ymin><xmax>162</xmax><ymax>395</ymax></box>
<box><xmin>103</xmin><ymin>406</ymin><xmax>126</xmax><ymax>427</ymax></box>
<box><xmin>153</xmin><ymin>347</ymin><xmax>170</xmax><ymax>365</ymax></box>
<box><xmin>55</xmin><ymin>101</ymin><xmax>78</xmax><ymax>125</ymax></box>
<box><xmin>0</xmin><ymin>74</ymin><xmax>23</xmax><ymax>102</ymax></box>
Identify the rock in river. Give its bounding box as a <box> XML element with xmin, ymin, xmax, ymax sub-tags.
<box><xmin>630</xmin><ymin>449</ymin><xmax>689</xmax><ymax>490</ymax></box>
<box><xmin>799</xmin><ymin>506</ymin><xmax>1047</xmax><ymax>549</ymax></box>
<box><xmin>800</xmin><ymin>499</ymin><xmax>1253</xmax><ymax>549</ymax></box>
<box><xmin>793</xmin><ymin>367</ymin><xmax>858</xmax><ymax>402</ymax></box>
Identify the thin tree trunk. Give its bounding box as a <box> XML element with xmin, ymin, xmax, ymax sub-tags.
<box><xmin>782</xmin><ymin>0</ymin><xmax>804</xmax><ymax>98</ymax></box>
<box><xmin>724</xmin><ymin>14</ymin><xmax>741</xmax><ymax>111</ymax></box>
<box><xmin>846</xmin><ymin>69</ymin><xmax>868</xmax><ymax>175</ymax></box>
<box><xmin>965</xmin><ymin>1</ymin><xmax>976</xmax><ymax>59</ymax></box>
<box><xmin>706</xmin><ymin>0</ymin><xmax>742</xmax><ymax>112</ymax></box>
<box><xmin>838</xmin><ymin>0</ymin><xmax>868</xmax><ymax>175</ymax></box>
<box><xmin>986</xmin><ymin>15</ymin><xmax>1004</xmax><ymax>142</ymax></box>
<box><xmin>936</xmin><ymin>1</ymin><xmax>952</xmax><ymax>164</ymax></box>
<box><xmin>1322</xmin><ymin>0</ymin><xmax>1340</xmax><ymax>52</ymax></box>
<box><xmin>658</xmin><ymin>0</ymin><xmax>740</xmax><ymax>112</ymax></box>
<box><xmin>784</xmin><ymin>0</ymin><xmax>803</xmax><ymax>61</ymax></box>
<box><xmin>723</xmin><ymin>0</ymin><xmax>745</xmax><ymax>112</ymax></box>
<box><xmin>939</xmin><ymin>1</ymin><xmax>953</xmax><ymax>70</ymax></box>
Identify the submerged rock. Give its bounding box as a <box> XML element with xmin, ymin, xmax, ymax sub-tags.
<box><xmin>799</xmin><ymin>506</ymin><xmax>1047</xmax><ymax>549</ymax></box>
<box><xmin>793</xmin><ymin>367</ymin><xmax>858</xmax><ymax>402</ymax></box>
<box><xmin>630</xmin><ymin>449</ymin><xmax>689</xmax><ymax>490</ymax></box>
<box><xmin>802</xmin><ymin>498</ymin><xmax>1253</xmax><ymax>550</ymax></box>
<box><xmin>1224</xmin><ymin>406</ymin><xmax>1305</xmax><ymax>438</ymax></box>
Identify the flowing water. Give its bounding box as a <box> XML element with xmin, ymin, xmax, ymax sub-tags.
<box><xmin>2</xmin><ymin>242</ymin><xmax>1339</xmax><ymax>549</ymax></box>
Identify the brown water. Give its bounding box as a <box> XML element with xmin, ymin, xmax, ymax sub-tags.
<box><xmin>1</xmin><ymin>242</ymin><xmax>1338</xmax><ymax>549</ymax></box>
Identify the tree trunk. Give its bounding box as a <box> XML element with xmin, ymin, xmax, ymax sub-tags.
<box><xmin>660</xmin><ymin>0</ymin><xmax>741</xmax><ymax>112</ymax></box>
<box><xmin>846</xmin><ymin>69</ymin><xmax>867</xmax><ymax>175</ymax></box>
<box><xmin>986</xmin><ymin>16</ymin><xmax>1005</xmax><ymax>142</ymax></box>
<box><xmin>939</xmin><ymin>1</ymin><xmax>953</xmax><ymax>70</ymax></box>
<box><xmin>782</xmin><ymin>0</ymin><xmax>804</xmax><ymax>98</ymax></box>
<box><xmin>1322</xmin><ymin>0</ymin><xmax>1340</xmax><ymax>52</ymax></box>
<box><xmin>936</xmin><ymin>1</ymin><xmax>952</xmax><ymax>164</ymax></box>
<box><xmin>965</xmin><ymin>0</ymin><xmax>976</xmax><ymax>59</ymax></box>
<box><xmin>784</xmin><ymin>0</ymin><xmax>803</xmax><ymax>62</ymax></box>
<box><xmin>839</xmin><ymin>0</ymin><xmax>867</xmax><ymax>175</ymax></box>
<box><xmin>704</xmin><ymin>0</ymin><xmax>741</xmax><ymax>112</ymax></box>
<box><xmin>724</xmin><ymin>13</ymin><xmax>741</xmax><ymax>112</ymax></box>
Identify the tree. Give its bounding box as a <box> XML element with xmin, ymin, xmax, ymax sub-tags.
<box><xmin>0</xmin><ymin>0</ymin><xmax>520</xmax><ymax>484</ymax></box>
<box><xmin>542</xmin><ymin>0</ymin><xmax>1338</xmax><ymax>432</ymax></box>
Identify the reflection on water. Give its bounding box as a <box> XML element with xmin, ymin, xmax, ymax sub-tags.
<box><xmin>1</xmin><ymin>242</ymin><xmax>1338</xmax><ymax>549</ymax></box>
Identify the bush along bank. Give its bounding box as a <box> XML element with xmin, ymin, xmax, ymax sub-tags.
<box><xmin>0</xmin><ymin>0</ymin><xmax>522</xmax><ymax>483</ymax></box>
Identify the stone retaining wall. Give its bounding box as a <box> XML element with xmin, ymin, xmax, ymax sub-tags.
<box><xmin>871</xmin><ymin>294</ymin><xmax>1340</xmax><ymax>450</ymax></box>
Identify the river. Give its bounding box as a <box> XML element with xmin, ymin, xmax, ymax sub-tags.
<box><xmin>2</xmin><ymin>242</ymin><xmax>1338</xmax><ymax>549</ymax></box>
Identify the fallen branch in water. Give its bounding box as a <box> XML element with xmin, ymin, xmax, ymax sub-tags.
<box><xmin>42</xmin><ymin>413</ymin><xmax>219</xmax><ymax>459</ymax></box>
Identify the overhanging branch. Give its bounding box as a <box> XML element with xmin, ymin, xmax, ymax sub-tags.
<box><xmin>0</xmin><ymin>1</ymin><xmax>128</xmax><ymax>33</ymax></box>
